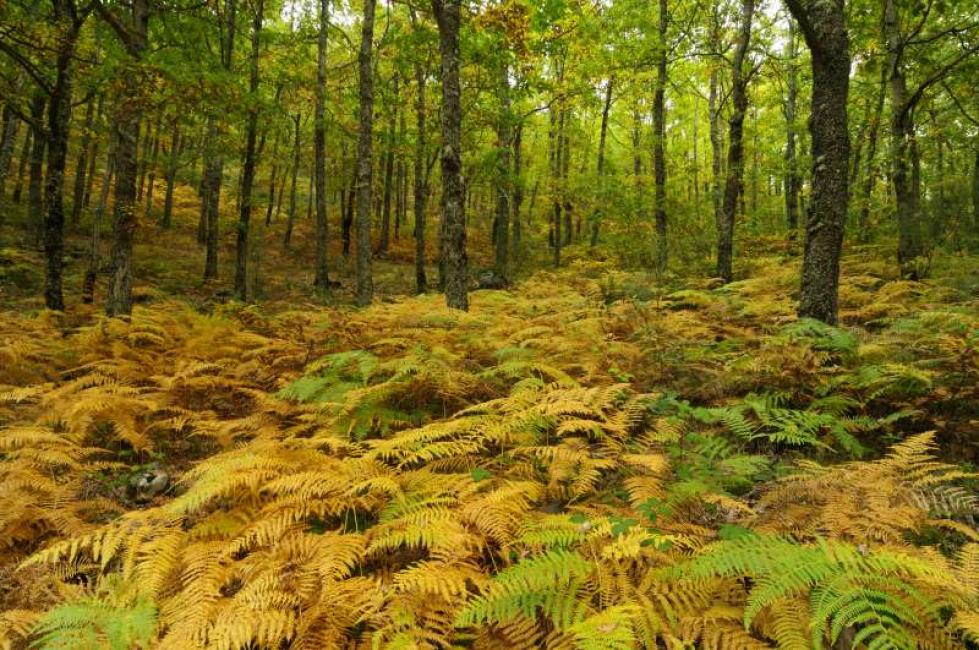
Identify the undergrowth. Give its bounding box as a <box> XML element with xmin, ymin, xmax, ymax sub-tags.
<box><xmin>1</xmin><ymin>252</ymin><xmax>977</xmax><ymax>649</ymax></box>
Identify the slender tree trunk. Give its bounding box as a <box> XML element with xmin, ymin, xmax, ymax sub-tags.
<box><xmin>787</xmin><ymin>0</ymin><xmax>851</xmax><ymax>325</ymax></box>
<box><xmin>717</xmin><ymin>0</ymin><xmax>754</xmax><ymax>283</ymax></box>
<box><xmin>858</xmin><ymin>65</ymin><xmax>887</xmax><ymax>241</ymax></box>
<box><xmin>143</xmin><ymin>116</ymin><xmax>162</xmax><ymax>223</ymax></box>
<box><xmin>512</xmin><ymin>123</ymin><xmax>523</xmax><ymax>259</ymax></box>
<box><xmin>709</xmin><ymin>75</ymin><xmax>723</xmax><ymax>256</ymax></box>
<box><xmin>653</xmin><ymin>0</ymin><xmax>668</xmax><ymax>272</ymax></box>
<box><xmin>69</xmin><ymin>94</ymin><xmax>96</xmax><ymax>229</ymax></box>
<box><xmin>82</xmin><ymin>96</ymin><xmax>103</xmax><ymax>209</ymax></box>
<box><xmin>493</xmin><ymin>61</ymin><xmax>511</xmax><ymax>280</ymax></box>
<box><xmin>13</xmin><ymin>125</ymin><xmax>32</xmax><ymax>205</ymax></box>
<box><xmin>355</xmin><ymin>0</ymin><xmax>376</xmax><ymax>306</ymax></box>
<box><xmin>105</xmin><ymin>0</ymin><xmax>150</xmax><ymax>317</ymax></box>
<box><xmin>136</xmin><ymin>119</ymin><xmax>154</xmax><ymax>202</ymax></box>
<box><xmin>343</xmin><ymin>167</ymin><xmax>355</xmax><ymax>258</ymax></box>
<box><xmin>234</xmin><ymin>0</ymin><xmax>263</xmax><ymax>301</ymax></box>
<box><xmin>28</xmin><ymin>92</ymin><xmax>46</xmax><ymax>247</ymax></box>
<box><xmin>84</xmin><ymin>146</ymin><xmax>113</xmax><ymax>304</ymax></box>
<box><xmin>561</xmin><ymin>110</ymin><xmax>572</xmax><ymax>245</ymax></box>
<box><xmin>378</xmin><ymin>83</ymin><xmax>396</xmax><ymax>256</ymax></box>
<box><xmin>284</xmin><ymin>113</ymin><xmax>300</xmax><ymax>248</ymax></box>
<box><xmin>591</xmin><ymin>76</ymin><xmax>613</xmax><ymax>247</ymax></box>
<box><xmin>0</xmin><ymin>104</ymin><xmax>22</xmax><ymax>231</ymax></box>
<box><xmin>432</xmin><ymin>0</ymin><xmax>468</xmax><ymax>309</ymax></box>
<box><xmin>161</xmin><ymin>123</ymin><xmax>180</xmax><ymax>228</ymax></box>
<box><xmin>313</xmin><ymin>0</ymin><xmax>330</xmax><ymax>288</ymax></box>
<box><xmin>552</xmin><ymin>101</ymin><xmax>563</xmax><ymax>267</ymax></box>
<box><xmin>264</xmin><ymin>136</ymin><xmax>279</xmax><ymax>226</ymax></box>
<box><xmin>396</xmin><ymin>101</ymin><xmax>406</xmax><ymax>241</ymax></box>
<box><xmin>202</xmin><ymin>121</ymin><xmax>224</xmax><ymax>279</ymax></box>
<box><xmin>784</xmin><ymin>24</ymin><xmax>801</xmax><ymax>238</ymax></box>
<box><xmin>411</xmin><ymin>8</ymin><xmax>428</xmax><ymax>294</ymax></box>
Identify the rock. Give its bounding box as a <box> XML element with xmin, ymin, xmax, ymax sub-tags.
<box><xmin>705</xmin><ymin>277</ymin><xmax>726</xmax><ymax>290</ymax></box>
<box><xmin>133</xmin><ymin>468</ymin><xmax>169</xmax><ymax>501</ymax></box>
<box><xmin>473</xmin><ymin>270</ymin><xmax>509</xmax><ymax>290</ymax></box>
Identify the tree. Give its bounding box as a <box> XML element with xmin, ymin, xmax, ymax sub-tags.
<box><xmin>313</xmin><ymin>0</ymin><xmax>330</xmax><ymax>290</ymax></box>
<box><xmin>355</xmin><ymin>0</ymin><xmax>376</xmax><ymax>307</ymax></box>
<box><xmin>785</xmin><ymin>0</ymin><xmax>851</xmax><ymax>325</ymax></box>
<box><xmin>652</xmin><ymin>0</ymin><xmax>668</xmax><ymax>273</ymax></box>
<box><xmin>432</xmin><ymin>0</ymin><xmax>468</xmax><ymax>310</ymax></box>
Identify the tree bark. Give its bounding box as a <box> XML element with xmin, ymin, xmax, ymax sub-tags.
<box><xmin>12</xmin><ymin>123</ymin><xmax>32</xmax><ymax>205</ymax></box>
<box><xmin>786</xmin><ymin>0</ymin><xmax>851</xmax><ymax>325</ymax></box>
<box><xmin>143</xmin><ymin>115</ymin><xmax>162</xmax><ymax>223</ymax></box>
<box><xmin>0</xmin><ymin>102</ymin><xmax>22</xmax><ymax>231</ymax></box>
<box><xmin>83</xmin><ymin>146</ymin><xmax>113</xmax><ymax>305</ymax></box>
<box><xmin>410</xmin><ymin>7</ymin><xmax>428</xmax><ymax>294</ymax></box>
<box><xmin>104</xmin><ymin>0</ymin><xmax>149</xmax><ymax>317</ymax></box>
<box><xmin>82</xmin><ymin>96</ymin><xmax>103</xmax><ymax>209</ymax></box>
<box><xmin>717</xmin><ymin>0</ymin><xmax>754</xmax><ymax>283</ymax></box>
<box><xmin>69</xmin><ymin>93</ymin><xmax>96</xmax><ymax>229</ymax></box>
<box><xmin>708</xmin><ymin>68</ymin><xmax>722</xmax><ymax>252</ymax></box>
<box><xmin>313</xmin><ymin>0</ymin><xmax>330</xmax><ymax>289</ymax></box>
<box><xmin>653</xmin><ymin>0</ymin><xmax>668</xmax><ymax>272</ymax></box>
<box><xmin>27</xmin><ymin>92</ymin><xmax>46</xmax><ymax>248</ymax></box>
<box><xmin>378</xmin><ymin>82</ymin><xmax>396</xmax><ymax>256</ymax></box>
<box><xmin>591</xmin><ymin>76</ymin><xmax>613</xmax><ymax>247</ymax></box>
<box><xmin>284</xmin><ymin>113</ymin><xmax>300</xmax><ymax>248</ymax></box>
<box><xmin>161</xmin><ymin>122</ymin><xmax>180</xmax><ymax>228</ymax></box>
<box><xmin>432</xmin><ymin>0</ymin><xmax>468</xmax><ymax>310</ymax></box>
<box><xmin>234</xmin><ymin>0</ymin><xmax>263</xmax><ymax>302</ymax></box>
<box><xmin>784</xmin><ymin>24</ymin><xmax>801</xmax><ymax>238</ymax></box>
<box><xmin>857</xmin><ymin>65</ymin><xmax>887</xmax><ymax>242</ymax></box>
<box><xmin>493</xmin><ymin>61</ymin><xmax>511</xmax><ymax>280</ymax></box>
<box><xmin>512</xmin><ymin>123</ymin><xmax>523</xmax><ymax>259</ymax></box>
<box><xmin>355</xmin><ymin>0</ymin><xmax>376</xmax><ymax>306</ymax></box>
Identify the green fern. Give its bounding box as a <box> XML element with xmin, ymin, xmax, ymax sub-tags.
<box><xmin>31</xmin><ymin>598</ymin><xmax>156</xmax><ymax>650</ymax></box>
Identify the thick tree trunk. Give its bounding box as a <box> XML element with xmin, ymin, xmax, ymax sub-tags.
<box><xmin>234</xmin><ymin>0</ymin><xmax>263</xmax><ymax>302</ymax></box>
<box><xmin>493</xmin><ymin>61</ymin><xmax>511</xmax><ymax>280</ymax></box>
<box><xmin>653</xmin><ymin>0</ymin><xmax>668</xmax><ymax>272</ymax></box>
<box><xmin>284</xmin><ymin>113</ymin><xmax>300</xmax><ymax>248</ymax></box>
<box><xmin>787</xmin><ymin>0</ymin><xmax>850</xmax><ymax>325</ymax></box>
<box><xmin>43</xmin><ymin>2</ymin><xmax>83</xmax><ymax>311</ymax></box>
<box><xmin>432</xmin><ymin>0</ymin><xmax>468</xmax><ymax>310</ymax></box>
<box><xmin>69</xmin><ymin>94</ymin><xmax>96</xmax><ymax>229</ymax></box>
<box><xmin>161</xmin><ymin>123</ymin><xmax>180</xmax><ymax>228</ymax></box>
<box><xmin>313</xmin><ymin>0</ymin><xmax>330</xmax><ymax>289</ymax></box>
<box><xmin>590</xmin><ymin>76</ymin><xmax>613</xmax><ymax>247</ymax></box>
<box><xmin>717</xmin><ymin>0</ymin><xmax>754</xmax><ymax>283</ymax></box>
<box><xmin>355</xmin><ymin>0</ymin><xmax>376</xmax><ymax>306</ymax></box>
<box><xmin>784</xmin><ymin>25</ymin><xmax>801</xmax><ymax>237</ymax></box>
<box><xmin>411</xmin><ymin>7</ymin><xmax>428</xmax><ymax>294</ymax></box>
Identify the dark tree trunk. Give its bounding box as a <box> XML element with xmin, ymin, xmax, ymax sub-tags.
<box><xmin>82</xmin><ymin>96</ymin><xmax>103</xmax><ymax>209</ymax></box>
<box><xmin>104</xmin><ymin>0</ymin><xmax>149</xmax><ymax>317</ymax></box>
<box><xmin>136</xmin><ymin>119</ymin><xmax>155</xmax><ymax>202</ymax></box>
<box><xmin>0</xmin><ymin>103</ymin><xmax>22</xmax><ymax>230</ymax></box>
<box><xmin>234</xmin><ymin>0</ymin><xmax>263</xmax><ymax>302</ymax></box>
<box><xmin>143</xmin><ymin>116</ymin><xmax>162</xmax><ymax>223</ymax></box>
<box><xmin>378</xmin><ymin>84</ymin><xmax>396</xmax><ymax>256</ymax></box>
<box><xmin>355</xmin><ymin>0</ymin><xmax>376</xmax><ymax>306</ymax></box>
<box><xmin>708</xmin><ymin>69</ymin><xmax>722</xmax><ymax>244</ymax></box>
<box><xmin>83</xmin><ymin>146</ymin><xmax>113</xmax><ymax>304</ymax></box>
<box><xmin>28</xmin><ymin>92</ymin><xmax>46</xmax><ymax>247</ymax></box>
<box><xmin>161</xmin><ymin>123</ymin><xmax>180</xmax><ymax>228</ymax></box>
<box><xmin>653</xmin><ymin>0</ymin><xmax>668</xmax><ymax>272</ymax></box>
<box><xmin>591</xmin><ymin>76</ymin><xmax>613</xmax><ymax>247</ymax></box>
<box><xmin>493</xmin><ymin>61</ymin><xmax>511</xmax><ymax>280</ymax></box>
<box><xmin>313</xmin><ymin>0</ymin><xmax>330</xmax><ymax>289</ymax></box>
<box><xmin>411</xmin><ymin>7</ymin><xmax>428</xmax><ymax>294</ymax></box>
<box><xmin>432</xmin><ymin>0</ymin><xmax>468</xmax><ymax>310</ymax></box>
<box><xmin>784</xmin><ymin>24</ymin><xmax>801</xmax><ymax>238</ymax></box>
<box><xmin>787</xmin><ymin>0</ymin><xmax>851</xmax><ymax>325</ymax></box>
<box><xmin>13</xmin><ymin>124</ymin><xmax>32</xmax><ymax>204</ymax></box>
<box><xmin>972</xmin><ymin>149</ymin><xmax>979</xmax><ymax>242</ymax></box>
<box><xmin>858</xmin><ymin>65</ymin><xmax>887</xmax><ymax>242</ymax></box>
<box><xmin>43</xmin><ymin>1</ymin><xmax>85</xmax><ymax>311</ymax></box>
<box><xmin>512</xmin><ymin>123</ymin><xmax>523</xmax><ymax>259</ymax></box>
<box><xmin>284</xmin><ymin>113</ymin><xmax>300</xmax><ymax>248</ymax></box>
<box><xmin>396</xmin><ymin>101</ymin><xmax>406</xmax><ymax>241</ymax></box>
<box><xmin>717</xmin><ymin>0</ymin><xmax>754</xmax><ymax>283</ymax></box>
<box><xmin>69</xmin><ymin>94</ymin><xmax>96</xmax><ymax>229</ymax></box>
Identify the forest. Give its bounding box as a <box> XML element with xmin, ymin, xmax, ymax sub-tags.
<box><xmin>0</xmin><ymin>0</ymin><xmax>978</xmax><ymax>647</ymax></box>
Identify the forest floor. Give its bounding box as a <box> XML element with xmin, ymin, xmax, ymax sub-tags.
<box><xmin>1</xmin><ymin>191</ymin><xmax>979</xmax><ymax>647</ymax></box>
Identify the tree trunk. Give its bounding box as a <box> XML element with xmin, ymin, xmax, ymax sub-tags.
<box><xmin>355</xmin><ymin>0</ymin><xmax>376</xmax><ymax>306</ymax></box>
<box><xmin>202</xmin><ymin>119</ymin><xmax>224</xmax><ymax>279</ymax></box>
<box><xmin>28</xmin><ymin>92</ymin><xmax>46</xmax><ymax>247</ymax></box>
<box><xmin>784</xmin><ymin>24</ymin><xmax>801</xmax><ymax>238</ymax></box>
<box><xmin>561</xmin><ymin>110</ymin><xmax>572</xmax><ymax>245</ymax></box>
<box><xmin>708</xmin><ymin>69</ymin><xmax>722</xmax><ymax>246</ymax></box>
<box><xmin>161</xmin><ymin>123</ymin><xmax>180</xmax><ymax>228</ymax></box>
<box><xmin>857</xmin><ymin>65</ymin><xmax>887</xmax><ymax>241</ymax></box>
<box><xmin>551</xmin><ymin>100</ymin><xmax>563</xmax><ymax>268</ymax></box>
<box><xmin>12</xmin><ymin>124</ymin><xmax>32</xmax><ymax>204</ymax></box>
<box><xmin>493</xmin><ymin>61</ymin><xmax>511</xmax><ymax>280</ymax></box>
<box><xmin>69</xmin><ymin>94</ymin><xmax>96</xmax><ymax>229</ymax></box>
<box><xmin>313</xmin><ymin>0</ymin><xmax>330</xmax><ymax>289</ymax></box>
<box><xmin>83</xmin><ymin>146</ymin><xmax>114</xmax><ymax>304</ymax></box>
<box><xmin>410</xmin><ymin>7</ymin><xmax>428</xmax><ymax>294</ymax></box>
<box><xmin>972</xmin><ymin>149</ymin><xmax>979</xmax><ymax>242</ymax></box>
<box><xmin>284</xmin><ymin>113</ymin><xmax>300</xmax><ymax>248</ymax></box>
<box><xmin>143</xmin><ymin>115</ymin><xmax>162</xmax><ymax>223</ymax></box>
<box><xmin>43</xmin><ymin>1</ymin><xmax>84</xmax><ymax>311</ymax></box>
<box><xmin>82</xmin><ymin>96</ymin><xmax>103</xmax><ymax>209</ymax></box>
<box><xmin>233</xmin><ymin>0</ymin><xmax>263</xmax><ymax>302</ymax></box>
<box><xmin>105</xmin><ymin>0</ymin><xmax>149</xmax><ymax>317</ymax></box>
<box><xmin>432</xmin><ymin>0</ymin><xmax>468</xmax><ymax>310</ymax></box>
<box><xmin>396</xmin><ymin>102</ymin><xmax>406</xmax><ymax>241</ymax></box>
<box><xmin>717</xmin><ymin>0</ymin><xmax>754</xmax><ymax>284</ymax></box>
<box><xmin>512</xmin><ymin>123</ymin><xmax>523</xmax><ymax>259</ymax></box>
<box><xmin>653</xmin><ymin>0</ymin><xmax>668</xmax><ymax>272</ymax></box>
<box><xmin>591</xmin><ymin>76</ymin><xmax>613</xmax><ymax>247</ymax></box>
<box><xmin>787</xmin><ymin>0</ymin><xmax>851</xmax><ymax>325</ymax></box>
<box><xmin>378</xmin><ymin>84</ymin><xmax>396</xmax><ymax>256</ymax></box>
<box><xmin>0</xmin><ymin>103</ymin><xmax>22</xmax><ymax>230</ymax></box>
